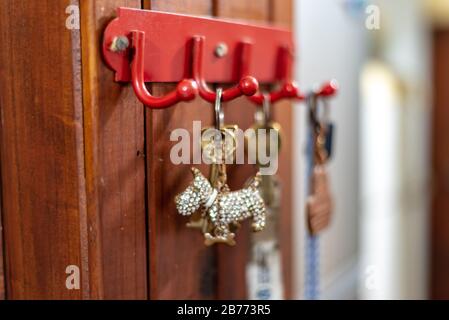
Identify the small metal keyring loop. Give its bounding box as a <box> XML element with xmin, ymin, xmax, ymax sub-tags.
<box><xmin>214</xmin><ymin>88</ymin><xmax>224</xmax><ymax>131</ymax></box>
<box><xmin>307</xmin><ymin>92</ymin><xmax>320</xmax><ymax>133</ymax></box>
<box><xmin>321</xmin><ymin>95</ymin><xmax>331</xmax><ymax>125</ymax></box>
<box><xmin>262</xmin><ymin>93</ymin><xmax>271</xmax><ymax>126</ymax></box>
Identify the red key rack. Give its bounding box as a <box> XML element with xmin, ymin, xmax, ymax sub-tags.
<box><xmin>102</xmin><ymin>8</ymin><xmax>337</xmax><ymax>108</ymax></box>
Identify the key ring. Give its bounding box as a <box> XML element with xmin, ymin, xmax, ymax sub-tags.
<box><xmin>308</xmin><ymin>90</ymin><xmax>330</xmax><ymax>134</ymax></box>
<box><xmin>307</xmin><ymin>92</ymin><xmax>320</xmax><ymax>132</ymax></box>
<box><xmin>176</xmin><ymin>89</ymin><xmax>267</xmax><ymax>246</ymax></box>
<box><xmin>262</xmin><ymin>92</ymin><xmax>271</xmax><ymax>125</ymax></box>
<box><xmin>307</xmin><ymin>92</ymin><xmax>328</xmax><ymax>165</ymax></box>
<box><xmin>215</xmin><ymin>88</ymin><xmax>224</xmax><ymax>131</ymax></box>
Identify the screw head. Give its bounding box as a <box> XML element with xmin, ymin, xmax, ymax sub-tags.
<box><xmin>110</xmin><ymin>36</ymin><xmax>130</xmax><ymax>52</ymax></box>
<box><xmin>214</xmin><ymin>42</ymin><xmax>229</xmax><ymax>58</ymax></box>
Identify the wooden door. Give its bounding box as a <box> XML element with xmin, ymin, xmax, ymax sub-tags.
<box><xmin>0</xmin><ymin>0</ymin><xmax>293</xmax><ymax>300</ymax></box>
<box><xmin>431</xmin><ymin>29</ymin><xmax>449</xmax><ymax>299</ymax></box>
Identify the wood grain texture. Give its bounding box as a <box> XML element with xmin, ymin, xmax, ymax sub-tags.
<box><xmin>271</xmin><ymin>0</ymin><xmax>294</xmax><ymax>299</ymax></box>
<box><xmin>80</xmin><ymin>0</ymin><xmax>147</xmax><ymax>300</ymax></box>
<box><xmin>0</xmin><ymin>205</ymin><xmax>4</xmax><ymax>299</ymax></box>
<box><xmin>214</xmin><ymin>0</ymin><xmax>271</xmax><ymax>21</ymax></box>
<box><xmin>0</xmin><ymin>0</ymin><xmax>147</xmax><ymax>300</ymax></box>
<box><xmin>431</xmin><ymin>29</ymin><xmax>449</xmax><ymax>299</ymax></box>
<box><xmin>145</xmin><ymin>0</ymin><xmax>217</xmax><ymax>300</ymax></box>
<box><xmin>0</xmin><ymin>0</ymin><xmax>87</xmax><ymax>299</ymax></box>
<box><xmin>214</xmin><ymin>0</ymin><xmax>271</xmax><ymax>300</ymax></box>
<box><xmin>0</xmin><ymin>0</ymin><xmax>293</xmax><ymax>300</ymax></box>
<box><xmin>270</xmin><ymin>0</ymin><xmax>293</xmax><ymax>28</ymax></box>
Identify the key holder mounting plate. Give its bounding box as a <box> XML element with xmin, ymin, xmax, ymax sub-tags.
<box><xmin>102</xmin><ymin>8</ymin><xmax>294</xmax><ymax>84</ymax></box>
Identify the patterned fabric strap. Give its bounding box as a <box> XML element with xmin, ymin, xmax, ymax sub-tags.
<box><xmin>305</xmin><ymin>127</ymin><xmax>320</xmax><ymax>300</ymax></box>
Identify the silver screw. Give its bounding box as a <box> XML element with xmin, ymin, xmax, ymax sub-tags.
<box><xmin>110</xmin><ymin>36</ymin><xmax>130</xmax><ymax>52</ymax></box>
<box><xmin>214</xmin><ymin>42</ymin><xmax>228</xmax><ymax>58</ymax></box>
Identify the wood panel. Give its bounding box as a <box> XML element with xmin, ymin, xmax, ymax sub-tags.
<box><xmin>0</xmin><ymin>0</ymin><xmax>147</xmax><ymax>300</ymax></box>
<box><xmin>214</xmin><ymin>0</ymin><xmax>271</xmax><ymax>22</ymax></box>
<box><xmin>214</xmin><ymin>0</ymin><xmax>271</xmax><ymax>300</ymax></box>
<box><xmin>80</xmin><ymin>0</ymin><xmax>147</xmax><ymax>300</ymax></box>
<box><xmin>145</xmin><ymin>0</ymin><xmax>217</xmax><ymax>300</ymax></box>
<box><xmin>0</xmin><ymin>0</ymin><xmax>88</xmax><ymax>299</ymax></box>
<box><xmin>0</xmin><ymin>0</ymin><xmax>293</xmax><ymax>300</ymax></box>
<box><xmin>146</xmin><ymin>0</ymin><xmax>292</xmax><ymax>300</ymax></box>
<box><xmin>271</xmin><ymin>0</ymin><xmax>294</xmax><ymax>300</ymax></box>
<box><xmin>0</xmin><ymin>205</ymin><xmax>4</xmax><ymax>299</ymax></box>
<box><xmin>431</xmin><ymin>29</ymin><xmax>449</xmax><ymax>299</ymax></box>
<box><xmin>214</xmin><ymin>0</ymin><xmax>293</xmax><ymax>299</ymax></box>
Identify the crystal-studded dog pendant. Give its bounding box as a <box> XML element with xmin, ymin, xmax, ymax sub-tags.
<box><xmin>175</xmin><ymin>168</ymin><xmax>266</xmax><ymax>246</ymax></box>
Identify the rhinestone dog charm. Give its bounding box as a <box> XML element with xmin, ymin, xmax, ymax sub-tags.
<box><xmin>175</xmin><ymin>168</ymin><xmax>266</xmax><ymax>246</ymax></box>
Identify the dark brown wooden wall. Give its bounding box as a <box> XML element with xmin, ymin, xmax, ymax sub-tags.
<box><xmin>0</xmin><ymin>0</ymin><xmax>89</xmax><ymax>299</ymax></box>
<box><xmin>80</xmin><ymin>0</ymin><xmax>148</xmax><ymax>300</ymax></box>
<box><xmin>0</xmin><ymin>0</ymin><xmax>148</xmax><ymax>300</ymax></box>
<box><xmin>144</xmin><ymin>0</ymin><xmax>293</xmax><ymax>300</ymax></box>
<box><xmin>0</xmin><ymin>0</ymin><xmax>293</xmax><ymax>299</ymax></box>
<box><xmin>0</xmin><ymin>208</ymin><xmax>4</xmax><ymax>300</ymax></box>
<box><xmin>431</xmin><ymin>29</ymin><xmax>449</xmax><ymax>299</ymax></box>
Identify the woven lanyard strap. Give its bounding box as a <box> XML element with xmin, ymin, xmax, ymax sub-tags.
<box><xmin>305</xmin><ymin>126</ymin><xmax>320</xmax><ymax>300</ymax></box>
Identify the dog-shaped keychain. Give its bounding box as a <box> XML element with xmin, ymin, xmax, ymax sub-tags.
<box><xmin>175</xmin><ymin>167</ymin><xmax>266</xmax><ymax>246</ymax></box>
<box><xmin>174</xmin><ymin>88</ymin><xmax>266</xmax><ymax>246</ymax></box>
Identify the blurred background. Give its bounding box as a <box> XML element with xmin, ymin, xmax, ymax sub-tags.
<box><xmin>293</xmin><ymin>0</ymin><xmax>449</xmax><ymax>299</ymax></box>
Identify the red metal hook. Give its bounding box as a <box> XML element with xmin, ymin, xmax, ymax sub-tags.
<box><xmin>315</xmin><ymin>79</ymin><xmax>339</xmax><ymax>98</ymax></box>
<box><xmin>247</xmin><ymin>46</ymin><xmax>304</xmax><ymax>105</ymax></box>
<box><xmin>192</xmin><ymin>36</ymin><xmax>259</xmax><ymax>103</ymax></box>
<box><xmin>131</xmin><ymin>31</ymin><xmax>198</xmax><ymax>109</ymax></box>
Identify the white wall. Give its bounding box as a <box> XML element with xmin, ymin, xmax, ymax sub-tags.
<box><xmin>293</xmin><ymin>0</ymin><xmax>431</xmax><ymax>300</ymax></box>
<box><xmin>358</xmin><ymin>0</ymin><xmax>431</xmax><ymax>299</ymax></box>
<box><xmin>294</xmin><ymin>0</ymin><xmax>368</xmax><ymax>299</ymax></box>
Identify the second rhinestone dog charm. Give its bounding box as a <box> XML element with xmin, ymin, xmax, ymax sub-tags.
<box><xmin>174</xmin><ymin>89</ymin><xmax>267</xmax><ymax>246</ymax></box>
